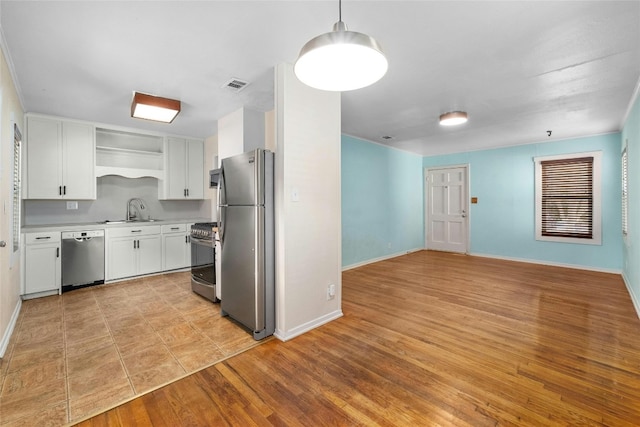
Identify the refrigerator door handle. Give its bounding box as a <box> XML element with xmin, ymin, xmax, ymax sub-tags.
<box><xmin>218</xmin><ymin>167</ymin><xmax>227</xmax><ymax>248</ymax></box>
<box><xmin>219</xmin><ymin>206</ymin><xmax>226</xmax><ymax>249</ymax></box>
<box><xmin>219</xmin><ymin>166</ymin><xmax>227</xmax><ymax>207</ymax></box>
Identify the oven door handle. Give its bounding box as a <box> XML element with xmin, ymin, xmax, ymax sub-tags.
<box><xmin>190</xmin><ymin>235</ymin><xmax>214</xmax><ymax>247</ymax></box>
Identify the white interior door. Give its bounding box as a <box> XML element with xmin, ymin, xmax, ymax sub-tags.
<box><xmin>425</xmin><ymin>166</ymin><xmax>469</xmax><ymax>253</ymax></box>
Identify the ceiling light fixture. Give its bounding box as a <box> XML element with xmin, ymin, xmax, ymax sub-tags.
<box><xmin>131</xmin><ymin>92</ymin><xmax>181</xmax><ymax>123</ymax></box>
<box><xmin>439</xmin><ymin>111</ymin><xmax>468</xmax><ymax>126</ymax></box>
<box><xmin>294</xmin><ymin>0</ymin><xmax>388</xmax><ymax>92</ymax></box>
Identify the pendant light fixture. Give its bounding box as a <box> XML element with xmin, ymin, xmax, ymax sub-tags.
<box><xmin>294</xmin><ymin>0</ymin><xmax>388</xmax><ymax>91</ymax></box>
<box><xmin>439</xmin><ymin>111</ymin><xmax>468</xmax><ymax>126</ymax></box>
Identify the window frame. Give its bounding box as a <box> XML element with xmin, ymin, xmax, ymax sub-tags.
<box><xmin>534</xmin><ymin>151</ymin><xmax>602</xmax><ymax>245</ymax></box>
<box><xmin>622</xmin><ymin>145</ymin><xmax>628</xmax><ymax>238</ymax></box>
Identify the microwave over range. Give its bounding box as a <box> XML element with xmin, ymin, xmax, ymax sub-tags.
<box><xmin>209</xmin><ymin>168</ymin><xmax>221</xmax><ymax>188</ymax></box>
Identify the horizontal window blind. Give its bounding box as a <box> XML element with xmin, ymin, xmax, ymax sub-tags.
<box><xmin>13</xmin><ymin>124</ymin><xmax>22</xmax><ymax>253</ymax></box>
<box><xmin>541</xmin><ymin>156</ymin><xmax>593</xmax><ymax>239</ymax></box>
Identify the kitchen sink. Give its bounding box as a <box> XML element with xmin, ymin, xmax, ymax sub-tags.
<box><xmin>98</xmin><ymin>219</ymin><xmax>159</xmax><ymax>224</ymax></box>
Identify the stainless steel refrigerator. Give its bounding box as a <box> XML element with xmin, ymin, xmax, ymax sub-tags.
<box><xmin>218</xmin><ymin>148</ymin><xmax>275</xmax><ymax>340</ymax></box>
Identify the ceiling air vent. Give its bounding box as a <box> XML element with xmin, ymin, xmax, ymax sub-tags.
<box><xmin>222</xmin><ymin>78</ymin><xmax>249</xmax><ymax>92</ymax></box>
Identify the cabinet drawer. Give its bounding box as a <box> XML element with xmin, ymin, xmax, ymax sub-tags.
<box><xmin>25</xmin><ymin>231</ymin><xmax>61</xmax><ymax>244</ymax></box>
<box><xmin>161</xmin><ymin>224</ymin><xmax>186</xmax><ymax>234</ymax></box>
<box><xmin>107</xmin><ymin>225</ymin><xmax>161</xmax><ymax>238</ymax></box>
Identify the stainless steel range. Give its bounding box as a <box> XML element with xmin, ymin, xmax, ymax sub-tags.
<box><xmin>190</xmin><ymin>222</ymin><xmax>218</xmax><ymax>302</ymax></box>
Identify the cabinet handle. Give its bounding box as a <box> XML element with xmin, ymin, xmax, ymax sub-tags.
<box><xmin>137</xmin><ymin>240</ymin><xmax>140</xmax><ymax>249</ymax></box>
<box><xmin>133</xmin><ymin>240</ymin><xmax>136</xmax><ymax>249</ymax></box>
<box><xmin>59</xmin><ymin>186</ymin><xmax>62</xmax><ymax>196</ymax></box>
<box><xmin>35</xmin><ymin>236</ymin><xmax>51</xmax><ymax>240</ymax></box>
<box><xmin>185</xmin><ymin>235</ymin><xmax>188</xmax><ymax>243</ymax></box>
<box><xmin>56</xmin><ymin>247</ymin><xmax>59</xmax><ymax>258</ymax></box>
<box><xmin>63</xmin><ymin>185</ymin><xmax>66</xmax><ymax>195</ymax></box>
<box><xmin>186</xmin><ymin>188</ymin><xmax>189</xmax><ymax>197</ymax></box>
<box><xmin>171</xmin><ymin>227</ymin><xmax>179</xmax><ymax>230</ymax></box>
<box><xmin>131</xmin><ymin>230</ymin><xmax>142</xmax><ymax>233</ymax></box>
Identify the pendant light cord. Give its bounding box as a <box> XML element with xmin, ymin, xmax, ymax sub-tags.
<box><xmin>339</xmin><ymin>0</ymin><xmax>342</xmax><ymax>22</ymax></box>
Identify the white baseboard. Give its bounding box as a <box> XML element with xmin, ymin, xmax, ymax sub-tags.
<box><xmin>622</xmin><ymin>272</ymin><xmax>640</xmax><ymax>320</ymax></box>
<box><xmin>342</xmin><ymin>247</ymin><xmax>423</xmax><ymax>271</ymax></box>
<box><xmin>274</xmin><ymin>309</ymin><xmax>343</xmax><ymax>342</ymax></box>
<box><xmin>469</xmin><ymin>252</ymin><xmax>623</xmax><ymax>275</ymax></box>
<box><xmin>0</xmin><ymin>299</ymin><xmax>22</xmax><ymax>358</ymax></box>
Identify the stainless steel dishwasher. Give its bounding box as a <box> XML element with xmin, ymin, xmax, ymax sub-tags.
<box><xmin>61</xmin><ymin>230</ymin><xmax>105</xmax><ymax>292</ymax></box>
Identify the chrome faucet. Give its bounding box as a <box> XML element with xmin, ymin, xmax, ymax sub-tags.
<box><xmin>127</xmin><ymin>198</ymin><xmax>146</xmax><ymax>221</ymax></box>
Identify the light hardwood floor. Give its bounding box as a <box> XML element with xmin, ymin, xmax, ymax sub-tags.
<box><xmin>75</xmin><ymin>251</ymin><xmax>640</xmax><ymax>426</ymax></box>
<box><xmin>0</xmin><ymin>272</ymin><xmax>262</xmax><ymax>426</ymax></box>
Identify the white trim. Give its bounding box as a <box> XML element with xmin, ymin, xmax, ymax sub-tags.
<box><xmin>0</xmin><ymin>299</ymin><xmax>21</xmax><ymax>358</ymax></box>
<box><xmin>620</xmin><ymin>74</ymin><xmax>640</xmax><ymax>129</ymax></box>
<box><xmin>0</xmin><ymin>25</ymin><xmax>25</xmax><ymax>110</ymax></box>
<box><xmin>341</xmin><ymin>132</ymin><xmax>421</xmax><ymax>156</ymax></box>
<box><xmin>534</xmin><ymin>151</ymin><xmax>602</xmax><ymax>245</ymax></box>
<box><xmin>470</xmin><ymin>251</ymin><xmax>621</xmax><ymax>275</ymax></box>
<box><xmin>274</xmin><ymin>309</ymin><xmax>343</xmax><ymax>342</ymax></box>
<box><xmin>342</xmin><ymin>247</ymin><xmax>423</xmax><ymax>271</ymax></box>
<box><xmin>622</xmin><ymin>272</ymin><xmax>640</xmax><ymax>320</ymax></box>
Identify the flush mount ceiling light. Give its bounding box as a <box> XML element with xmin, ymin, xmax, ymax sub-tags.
<box><xmin>439</xmin><ymin>111</ymin><xmax>468</xmax><ymax>126</ymax></box>
<box><xmin>131</xmin><ymin>92</ymin><xmax>181</xmax><ymax>123</ymax></box>
<box><xmin>294</xmin><ymin>0</ymin><xmax>388</xmax><ymax>91</ymax></box>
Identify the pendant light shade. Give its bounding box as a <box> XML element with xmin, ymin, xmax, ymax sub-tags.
<box><xmin>294</xmin><ymin>10</ymin><xmax>387</xmax><ymax>91</ymax></box>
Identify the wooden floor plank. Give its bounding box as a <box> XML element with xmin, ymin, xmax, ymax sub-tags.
<box><xmin>74</xmin><ymin>251</ymin><xmax>640</xmax><ymax>426</ymax></box>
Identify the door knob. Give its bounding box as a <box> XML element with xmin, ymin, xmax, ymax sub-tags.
<box><xmin>0</xmin><ymin>241</ymin><xmax>6</xmax><ymax>247</ymax></box>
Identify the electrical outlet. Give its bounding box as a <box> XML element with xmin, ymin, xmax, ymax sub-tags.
<box><xmin>327</xmin><ymin>284</ymin><xmax>336</xmax><ymax>300</ymax></box>
<box><xmin>66</xmin><ymin>201</ymin><xmax>78</xmax><ymax>210</ymax></box>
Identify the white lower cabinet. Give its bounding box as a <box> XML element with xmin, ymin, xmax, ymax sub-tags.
<box><xmin>24</xmin><ymin>231</ymin><xmax>61</xmax><ymax>296</ymax></box>
<box><xmin>162</xmin><ymin>223</ymin><xmax>191</xmax><ymax>271</ymax></box>
<box><xmin>106</xmin><ymin>226</ymin><xmax>162</xmax><ymax>280</ymax></box>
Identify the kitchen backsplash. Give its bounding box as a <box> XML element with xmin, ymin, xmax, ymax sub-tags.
<box><xmin>23</xmin><ymin>176</ymin><xmax>213</xmax><ymax>225</ymax></box>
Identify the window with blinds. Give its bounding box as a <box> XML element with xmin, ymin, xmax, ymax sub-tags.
<box><xmin>13</xmin><ymin>123</ymin><xmax>22</xmax><ymax>254</ymax></box>
<box><xmin>622</xmin><ymin>147</ymin><xmax>628</xmax><ymax>236</ymax></box>
<box><xmin>534</xmin><ymin>151</ymin><xmax>602</xmax><ymax>245</ymax></box>
<box><xmin>540</xmin><ymin>156</ymin><xmax>593</xmax><ymax>238</ymax></box>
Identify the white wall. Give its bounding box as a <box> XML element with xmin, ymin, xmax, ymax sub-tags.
<box><xmin>204</xmin><ymin>133</ymin><xmax>218</xmax><ymax>221</ymax></box>
<box><xmin>0</xmin><ymin>37</ymin><xmax>24</xmax><ymax>356</ymax></box>
<box><xmin>217</xmin><ymin>107</ymin><xmax>265</xmax><ymax>163</ymax></box>
<box><xmin>274</xmin><ymin>63</ymin><xmax>342</xmax><ymax>340</ymax></box>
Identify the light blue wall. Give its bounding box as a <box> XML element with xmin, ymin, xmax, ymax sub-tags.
<box><xmin>342</xmin><ymin>135</ymin><xmax>424</xmax><ymax>268</ymax></box>
<box><xmin>622</xmin><ymin>92</ymin><xmax>640</xmax><ymax>310</ymax></box>
<box><xmin>423</xmin><ymin>134</ymin><xmax>623</xmax><ymax>271</ymax></box>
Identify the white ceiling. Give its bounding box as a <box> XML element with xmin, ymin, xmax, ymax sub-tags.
<box><xmin>1</xmin><ymin>1</ymin><xmax>639</xmax><ymax>156</ymax></box>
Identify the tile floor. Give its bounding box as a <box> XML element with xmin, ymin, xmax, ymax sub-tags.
<box><xmin>0</xmin><ymin>271</ymin><xmax>263</xmax><ymax>426</ymax></box>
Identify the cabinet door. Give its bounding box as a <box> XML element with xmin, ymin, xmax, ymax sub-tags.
<box><xmin>166</xmin><ymin>137</ymin><xmax>187</xmax><ymax>199</ymax></box>
<box><xmin>107</xmin><ymin>237</ymin><xmax>137</xmax><ymax>280</ymax></box>
<box><xmin>163</xmin><ymin>233</ymin><xmax>189</xmax><ymax>271</ymax></box>
<box><xmin>137</xmin><ymin>235</ymin><xmax>162</xmax><ymax>276</ymax></box>
<box><xmin>25</xmin><ymin>244</ymin><xmax>60</xmax><ymax>294</ymax></box>
<box><xmin>186</xmin><ymin>139</ymin><xmax>204</xmax><ymax>199</ymax></box>
<box><xmin>63</xmin><ymin>122</ymin><xmax>96</xmax><ymax>199</ymax></box>
<box><xmin>26</xmin><ymin>117</ymin><xmax>62</xmax><ymax>199</ymax></box>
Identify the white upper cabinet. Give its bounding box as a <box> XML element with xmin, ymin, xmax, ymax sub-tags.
<box><xmin>26</xmin><ymin>116</ymin><xmax>96</xmax><ymax>199</ymax></box>
<box><xmin>159</xmin><ymin>137</ymin><xmax>204</xmax><ymax>200</ymax></box>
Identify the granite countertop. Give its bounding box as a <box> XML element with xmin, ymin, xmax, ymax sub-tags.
<box><xmin>22</xmin><ymin>218</ymin><xmax>211</xmax><ymax>233</ymax></box>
